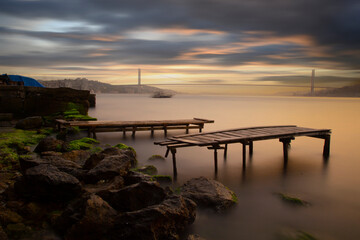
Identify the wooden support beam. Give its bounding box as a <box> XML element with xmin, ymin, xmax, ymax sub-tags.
<box><xmin>164</xmin><ymin>125</ymin><xmax>168</xmax><ymax>136</ymax></box>
<box><xmin>123</xmin><ymin>128</ymin><xmax>126</xmax><ymax>137</ymax></box>
<box><xmin>224</xmin><ymin>144</ymin><xmax>228</xmax><ymax>158</ymax></box>
<box><xmin>132</xmin><ymin>127</ymin><xmax>136</xmax><ymax>137</ymax></box>
<box><xmin>150</xmin><ymin>126</ymin><xmax>154</xmax><ymax>137</ymax></box>
<box><xmin>242</xmin><ymin>143</ymin><xmax>247</xmax><ymax>166</ymax></box>
<box><xmin>279</xmin><ymin>138</ymin><xmax>293</xmax><ymax>162</ymax></box>
<box><xmin>165</xmin><ymin>148</ymin><xmax>170</xmax><ymax>158</ymax></box>
<box><xmin>199</xmin><ymin>124</ymin><xmax>204</xmax><ymax>132</ymax></box>
<box><xmin>186</xmin><ymin>124</ymin><xmax>189</xmax><ymax>134</ymax></box>
<box><xmin>323</xmin><ymin>134</ymin><xmax>330</xmax><ymax>158</ymax></box>
<box><xmin>249</xmin><ymin>141</ymin><xmax>253</xmax><ymax>156</ymax></box>
<box><xmin>170</xmin><ymin>148</ymin><xmax>177</xmax><ymax>178</ymax></box>
<box><xmin>214</xmin><ymin>147</ymin><xmax>218</xmax><ymax>173</ymax></box>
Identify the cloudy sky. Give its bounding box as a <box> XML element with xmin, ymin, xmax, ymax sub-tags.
<box><xmin>1</xmin><ymin>0</ymin><xmax>359</xmax><ymax>93</ymax></box>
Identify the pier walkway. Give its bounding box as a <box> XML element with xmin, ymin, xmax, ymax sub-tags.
<box><xmin>56</xmin><ymin>118</ymin><xmax>214</xmax><ymax>138</ymax></box>
<box><xmin>155</xmin><ymin>125</ymin><xmax>331</xmax><ymax>176</ymax></box>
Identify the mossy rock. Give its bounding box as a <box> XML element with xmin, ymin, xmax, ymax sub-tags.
<box><xmin>0</xmin><ymin>129</ymin><xmax>47</xmax><ymax>168</ymax></box>
<box><xmin>148</xmin><ymin>155</ymin><xmax>165</xmax><ymax>161</ymax></box>
<box><xmin>114</xmin><ymin>143</ymin><xmax>137</xmax><ymax>157</ymax></box>
<box><xmin>134</xmin><ymin>165</ymin><xmax>158</xmax><ymax>175</ymax></box>
<box><xmin>152</xmin><ymin>175</ymin><xmax>172</xmax><ymax>183</ymax></box>
<box><xmin>66</xmin><ymin>137</ymin><xmax>99</xmax><ymax>151</ymax></box>
<box><xmin>276</xmin><ymin>193</ymin><xmax>309</xmax><ymax>206</ymax></box>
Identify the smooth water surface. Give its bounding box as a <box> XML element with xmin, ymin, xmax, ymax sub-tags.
<box><xmin>89</xmin><ymin>94</ymin><xmax>360</xmax><ymax>240</ymax></box>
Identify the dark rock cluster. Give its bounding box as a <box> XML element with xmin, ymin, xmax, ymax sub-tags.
<box><xmin>0</xmin><ymin>136</ymin><xmax>237</xmax><ymax>239</ymax></box>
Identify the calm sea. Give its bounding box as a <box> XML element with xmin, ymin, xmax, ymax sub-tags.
<box><xmin>89</xmin><ymin>94</ymin><xmax>360</xmax><ymax>240</ymax></box>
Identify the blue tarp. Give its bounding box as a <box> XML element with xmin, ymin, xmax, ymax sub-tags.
<box><xmin>6</xmin><ymin>75</ymin><xmax>45</xmax><ymax>87</ymax></box>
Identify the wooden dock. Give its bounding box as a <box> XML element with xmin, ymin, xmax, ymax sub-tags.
<box><xmin>56</xmin><ymin>118</ymin><xmax>214</xmax><ymax>138</ymax></box>
<box><xmin>155</xmin><ymin>125</ymin><xmax>331</xmax><ymax>176</ymax></box>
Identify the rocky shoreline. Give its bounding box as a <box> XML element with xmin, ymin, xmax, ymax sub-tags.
<box><xmin>0</xmin><ymin>119</ymin><xmax>237</xmax><ymax>240</ymax></box>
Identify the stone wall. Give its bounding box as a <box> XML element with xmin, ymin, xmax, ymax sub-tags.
<box><xmin>0</xmin><ymin>86</ymin><xmax>91</xmax><ymax>117</ymax></box>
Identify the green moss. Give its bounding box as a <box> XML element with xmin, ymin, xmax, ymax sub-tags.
<box><xmin>148</xmin><ymin>154</ymin><xmax>165</xmax><ymax>161</ymax></box>
<box><xmin>0</xmin><ymin>129</ymin><xmax>47</xmax><ymax>168</ymax></box>
<box><xmin>63</xmin><ymin>105</ymin><xmax>97</xmax><ymax>121</ymax></box>
<box><xmin>152</xmin><ymin>175</ymin><xmax>172</xmax><ymax>182</ymax></box>
<box><xmin>67</xmin><ymin>137</ymin><xmax>99</xmax><ymax>151</ymax></box>
<box><xmin>231</xmin><ymin>192</ymin><xmax>238</xmax><ymax>203</ymax></box>
<box><xmin>173</xmin><ymin>187</ymin><xmax>182</xmax><ymax>195</ymax></box>
<box><xmin>90</xmin><ymin>146</ymin><xmax>103</xmax><ymax>154</ymax></box>
<box><xmin>114</xmin><ymin>143</ymin><xmax>136</xmax><ymax>156</ymax></box>
<box><xmin>277</xmin><ymin>193</ymin><xmax>309</xmax><ymax>206</ymax></box>
<box><xmin>133</xmin><ymin>165</ymin><xmax>158</xmax><ymax>175</ymax></box>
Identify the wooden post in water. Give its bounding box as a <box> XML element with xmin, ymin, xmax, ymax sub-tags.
<box><xmin>323</xmin><ymin>134</ymin><xmax>331</xmax><ymax>158</ymax></box>
<box><xmin>279</xmin><ymin>138</ymin><xmax>292</xmax><ymax>162</ymax></box>
<box><xmin>214</xmin><ymin>148</ymin><xmax>218</xmax><ymax>173</ymax></box>
<box><xmin>249</xmin><ymin>141</ymin><xmax>253</xmax><ymax>156</ymax></box>
<box><xmin>170</xmin><ymin>148</ymin><xmax>177</xmax><ymax>178</ymax></box>
<box><xmin>164</xmin><ymin>125</ymin><xmax>168</xmax><ymax>136</ymax></box>
<box><xmin>224</xmin><ymin>144</ymin><xmax>228</xmax><ymax>158</ymax></box>
<box><xmin>242</xmin><ymin>142</ymin><xmax>247</xmax><ymax>166</ymax></box>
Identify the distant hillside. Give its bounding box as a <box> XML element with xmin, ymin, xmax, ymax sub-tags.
<box><xmin>312</xmin><ymin>83</ymin><xmax>360</xmax><ymax>97</ymax></box>
<box><xmin>39</xmin><ymin>78</ymin><xmax>175</xmax><ymax>94</ymax></box>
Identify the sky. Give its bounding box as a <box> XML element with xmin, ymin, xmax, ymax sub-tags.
<box><xmin>0</xmin><ymin>0</ymin><xmax>359</xmax><ymax>94</ymax></box>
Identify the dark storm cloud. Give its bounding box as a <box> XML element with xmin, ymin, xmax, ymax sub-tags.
<box><xmin>0</xmin><ymin>0</ymin><xmax>360</xmax><ymax>69</ymax></box>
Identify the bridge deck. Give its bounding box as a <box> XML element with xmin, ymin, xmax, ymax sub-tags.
<box><xmin>56</xmin><ymin>118</ymin><xmax>214</xmax><ymax>137</ymax></box>
<box><xmin>155</xmin><ymin>125</ymin><xmax>331</xmax><ymax>177</ymax></box>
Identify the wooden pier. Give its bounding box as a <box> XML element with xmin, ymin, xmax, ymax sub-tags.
<box><xmin>56</xmin><ymin>118</ymin><xmax>214</xmax><ymax>138</ymax></box>
<box><xmin>155</xmin><ymin>125</ymin><xmax>331</xmax><ymax>176</ymax></box>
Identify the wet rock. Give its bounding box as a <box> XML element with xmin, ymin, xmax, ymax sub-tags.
<box><xmin>65</xmin><ymin>194</ymin><xmax>117</xmax><ymax>240</ymax></box>
<box><xmin>102</xmin><ymin>147</ymin><xmax>137</xmax><ymax>167</ymax></box>
<box><xmin>62</xmin><ymin>150</ymin><xmax>91</xmax><ymax>166</ymax></box>
<box><xmin>15</xmin><ymin>116</ymin><xmax>43</xmax><ymax>130</ymax></box>
<box><xmin>0</xmin><ymin>225</ymin><xmax>8</xmax><ymax>240</ymax></box>
<box><xmin>0</xmin><ymin>206</ymin><xmax>23</xmax><ymax>225</ymax></box>
<box><xmin>83</xmin><ymin>152</ymin><xmax>106</xmax><ymax>170</ymax></box>
<box><xmin>40</xmin><ymin>151</ymin><xmax>63</xmax><ymax>157</ymax></box>
<box><xmin>187</xmin><ymin>234</ymin><xmax>207</xmax><ymax>240</ymax></box>
<box><xmin>84</xmin><ymin>176</ymin><xmax>124</xmax><ymax>194</ymax></box>
<box><xmin>15</xmin><ymin>164</ymin><xmax>82</xmax><ymax>201</ymax></box>
<box><xmin>85</xmin><ymin>155</ymin><xmax>132</xmax><ymax>184</ymax></box>
<box><xmin>106</xmin><ymin>195</ymin><xmax>197</xmax><ymax>240</ymax></box>
<box><xmin>97</xmin><ymin>181</ymin><xmax>166</xmax><ymax>212</ymax></box>
<box><xmin>136</xmin><ymin>165</ymin><xmax>157</xmax><ymax>175</ymax></box>
<box><xmin>42</xmin><ymin>156</ymin><xmax>82</xmax><ymax>170</ymax></box>
<box><xmin>181</xmin><ymin>177</ymin><xmax>237</xmax><ymax>212</ymax></box>
<box><xmin>34</xmin><ymin>137</ymin><xmax>67</xmax><ymax>153</ymax></box>
<box><xmin>124</xmin><ymin>171</ymin><xmax>153</xmax><ymax>185</ymax></box>
<box><xmin>5</xmin><ymin>223</ymin><xmax>32</xmax><ymax>239</ymax></box>
<box><xmin>19</xmin><ymin>155</ymin><xmax>46</xmax><ymax>173</ymax></box>
<box><xmin>83</xmin><ymin>147</ymin><xmax>137</xmax><ymax>171</ymax></box>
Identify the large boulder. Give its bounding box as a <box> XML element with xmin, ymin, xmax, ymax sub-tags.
<box><xmin>97</xmin><ymin>181</ymin><xmax>166</xmax><ymax>212</ymax></box>
<box><xmin>83</xmin><ymin>147</ymin><xmax>137</xmax><ymax>170</ymax></box>
<box><xmin>15</xmin><ymin>116</ymin><xmax>43</xmax><ymax>130</ymax></box>
<box><xmin>84</xmin><ymin>176</ymin><xmax>125</xmax><ymax>194</ymax></box>
<box><xmin>85</xmin><ymin>155</ymin><xmax>132</xmax><ymax>184</ymax></box>
<box><xmin>34</xmin><ymin>137</ymin><xmax>67</xmax><ymax>153</ymax></box>
<box><xmin>123</xmin><ymin>171</ymin><xmax>153</xmax><ymax>186</ymax></box>
<box><xmin>64</xmin><ymin>194</ymin><xmax>117</xmax><ymax>240</ymax></box>
<box><xmin>181</xmin><ymin>177</ymin><xmax>237</xmax><ymax>212</ymax></box>
<box><xmin>0</xmin><ymin>225</ymin><xmax>8</xmax><ymax>240</ymax></box>
<box><xmin>62</xmin><ymin>150</ymin><xmax>91</xmax><ymax>166</ymax></box>
<box><xmin>14</xmin><ymin>164</ymin><xmax>82</xmax><ymax>201</ymax></box>
<box><xmin>106</xmin><ymin>195</ymin><xmax>197</xmax><ymax>240</ymax></box>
